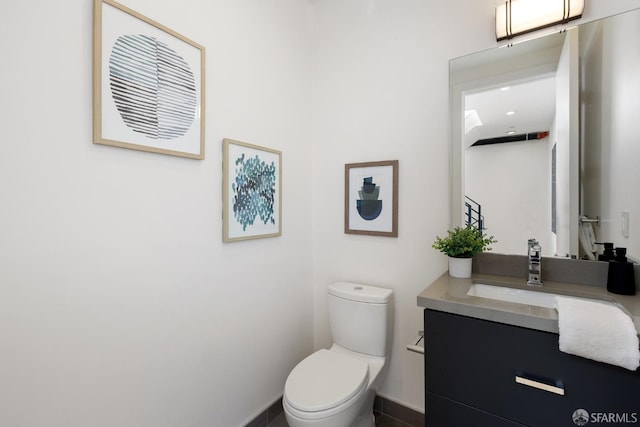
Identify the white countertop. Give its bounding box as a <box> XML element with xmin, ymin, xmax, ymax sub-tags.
<box><xmin>417</xmin><ymin>273</ymin><xmax>640</xmax><ymax>335</ymax></box>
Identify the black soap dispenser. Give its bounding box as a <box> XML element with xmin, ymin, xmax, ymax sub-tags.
<box><xmin>607</xmin><ymin>247</ymin><xmax>636</xmax><ymax>295</ymax></box>
<box><xmin>596</xmin><ymin>242</ymin><xmax>616</xmax><ymax>261</ymax></box>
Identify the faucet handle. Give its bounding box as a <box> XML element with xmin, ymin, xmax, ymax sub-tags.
<box><xmin>528</xmin><ymin>239</ymin><xmax>541</xmax><ymax>257</ymax></box>
<box><xmin>527</xmin><ymin>238</ymin><xmax>542</xmax><ymax>286</ymax></box>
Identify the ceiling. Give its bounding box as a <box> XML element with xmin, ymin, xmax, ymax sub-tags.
<box><xmin>464</xmin><ymin>75</ymin><xmax>557</xmax><ymax>147</ymax></box>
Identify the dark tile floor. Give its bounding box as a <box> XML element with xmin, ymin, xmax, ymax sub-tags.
<box><xmin>266</xmin><ymin>411</ymin><xmax>414</xmax><ymax>427</ymax></box>
<box><xmin>374</xmin><ymin>412</ymin><xmax>416</xmax><ymax>427</ymax></box>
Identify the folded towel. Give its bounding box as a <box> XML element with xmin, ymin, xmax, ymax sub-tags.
<box><xmin>555</xmin><ymin>296</ymin><xmax>640</xmax><ymax>371</ymax></box>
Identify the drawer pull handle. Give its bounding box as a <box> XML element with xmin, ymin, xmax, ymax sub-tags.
<box><xmin>515</xmin><ymin>375</ymin><xmax>565</xmax><ymax>396</ymax></box>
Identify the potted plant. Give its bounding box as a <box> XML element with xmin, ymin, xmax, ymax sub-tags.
<box><xmin>432</xmin><ymin>226</ymin><xmax>497</xmax><ymax>278</ymax></box>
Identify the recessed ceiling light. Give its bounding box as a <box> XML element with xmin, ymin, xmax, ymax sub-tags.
<box><xmin>500</xmin><ymin>86</ymin><xmax>510</xmax><ymax>91</ymax></box>
<box><xmin>506</xmin><ymin>111</ymin><xmax>516</xmax><ymax>116</ymax></box>
<box><xmin>507</xmin><ymin>130</ymin><xmax>516</xmax><ymax>135</ymax></box>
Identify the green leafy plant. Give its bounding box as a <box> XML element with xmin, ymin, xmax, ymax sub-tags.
<box><xmin>432</xmin><ymin>226</ymin><xmax>497</xmax><ymax>258</ymax></box>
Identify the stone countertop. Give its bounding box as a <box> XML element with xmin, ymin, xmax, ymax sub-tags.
<box><xmin>417</xmin><ymin>272</ymin><xmax>640</xmax><ymax>335</ymax></box>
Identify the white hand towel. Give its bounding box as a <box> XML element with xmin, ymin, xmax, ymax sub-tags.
<box><xmin>555</xmin><ymin>296</ymin><xmax>640</xmax><ymax>371</ymax></box>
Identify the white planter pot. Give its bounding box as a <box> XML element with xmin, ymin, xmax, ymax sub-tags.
<box><xmin>448</xmin><ymin>256</ymin><xmax>472</xmax><ymax>278</ymax></box>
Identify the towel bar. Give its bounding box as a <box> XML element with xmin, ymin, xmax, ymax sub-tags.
<box><xmin>406</xmin><ymin>330</ymin><xmax>424</xmax><ymax>354</ymax></box>
<box><xmin>580</xmin><ymin>216</ymin><xmax>600</xmax><ymax>225</ymax></box>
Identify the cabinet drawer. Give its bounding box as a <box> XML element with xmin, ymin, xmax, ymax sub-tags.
<box><xmin>424</xmin><ymin>309</ymin><xmax>640</xmax><ymax>426</ymax></box>
<box><xmin>427</xmin><ymin>392</ymin><xmax>525</xmax><ymax>427</ymax></box>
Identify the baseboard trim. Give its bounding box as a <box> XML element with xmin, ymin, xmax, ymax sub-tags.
<box><xmin>245</xmin><ymin>395</ymin><xmax>424</xmax><ymax>427</ymax></box>
<box><xmin>374</xmin><ymin>395</ymin><xmax>425</xmax><ymax>427</ymax></box>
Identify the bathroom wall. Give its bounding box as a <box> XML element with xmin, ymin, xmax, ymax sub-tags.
<box><xmin>0</xmin><ymin>1</ymin><xmax>313</xmax><ymax>426</ymax></box>
<box><xmin>554</xmin><ymin>29</ymin><xmax>580</xmax><ymax>258</ymax></box>
<box><xmin>465</xmin><ymin>138</ymin><xmax>554</xmax><ymax>255</ymax></box>
<box><xmin>309</xmin><ymin>0</ymin><xmax>640</xmax><ymax>413</ymax></box>
<box><xmin>309</xmin><ymin>0</ymin><xmax>495</xmax><ymax>412</ymax></box>
<box><xmin>582</xmin><ymin>9</ymin><xmax>640</xmax><ymax>260</ymax></box>
<box><xmin>1</xmin><ymin>0</ymin><xmax>638</xmax><ymax>425</ymax></box>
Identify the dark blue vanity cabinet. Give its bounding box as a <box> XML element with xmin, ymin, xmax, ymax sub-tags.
<box><xmin>424</xmin><ymin>309</ymin><xmax>640</xmax><ymax>426</ymax></box>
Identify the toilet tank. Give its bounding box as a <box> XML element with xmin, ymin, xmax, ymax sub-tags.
<box><xmin>328</xmin><ymin>282</ymin><xmax>394</xmax><ymax>357</ymax></box>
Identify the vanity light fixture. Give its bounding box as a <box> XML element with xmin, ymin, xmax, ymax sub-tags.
<box><xmin>496</xmin><ymin>0</ymin><xmax>584</xmax><ymax>42</ymax></box>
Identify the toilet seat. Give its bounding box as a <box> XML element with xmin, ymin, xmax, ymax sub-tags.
<box><xmin>284</xmin><ymin>349</ymin><xmax>369</xmax><ymax>413</ymax></box>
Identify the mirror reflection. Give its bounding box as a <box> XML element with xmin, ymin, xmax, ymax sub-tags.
<box><xmin>450</xmin><ymin>8</ymin><xmax>640</xmax><ymax>260</ymax></box>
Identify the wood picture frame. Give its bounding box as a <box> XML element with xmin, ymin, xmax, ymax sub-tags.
<box><xmin>93</xmin><ymin>0</ymin><xmax>205</xmax><ymax>159</ymax></box>
<box><xmin>345</xmin><ymin>160</ymin><xmax>398</xmax><ymax>237</ymax></box>
<box><xmin>223</xmin><ymin>139</ymin><xmax>282</xmax><ymax>242</ymax></box>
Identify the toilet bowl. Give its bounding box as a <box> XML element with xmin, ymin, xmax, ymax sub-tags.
<box><xmin>284</xmin><ymin>346</ymin><xmax>387</xmax><ymax>427</ymax></box>
<box><xmin>283</xmin><ymin>282</ymin><xmax>393</xmax><ymax>427</ymax></box>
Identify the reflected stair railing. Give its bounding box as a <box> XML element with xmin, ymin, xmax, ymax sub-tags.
<box><xmin>465</xmin><ymin>196</ymin><xmax>485</xmax><ymax>231</ymax></box>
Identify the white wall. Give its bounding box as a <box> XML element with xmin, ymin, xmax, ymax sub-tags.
<box><xmin>309</xmin><ymin>0</ymin><xmax>496</xmax><ymax>412</ymax></box>
<box><xmin>582</xmin><ymin>9</ymin><xmax>640</xmax><ymax>259</ymax></box>
<box><xmin>310</xmin><ymin>0</ymin><xmax>640</xmax><ymax>414</ymax></box>
<box><xmin>1</xmin><ymin>0</ymin><xmax>638</xmax><ymax>424</ymax></box>
<box><xmin>0</xmin><ymin>1</ymin><xmax>313</xmax><ymax>426</ymax></box>
<box><xmin>465</xmin><ymin>138</ymin><xmax>553</xmax><ymax>255</ymax></box>
<box><xmin>554</xmin><ymin>29</ymin><xmax>580</xmax><ymax>258</ymax></box>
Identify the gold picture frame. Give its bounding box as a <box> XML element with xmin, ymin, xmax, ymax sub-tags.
<box><xmin>223</xmin><ymin>139</ymin><xmax>282</xmax><ymax>242</ymax></box>
<box><xmin>93</xmin><ymin>0</ymin><xmax>205</xmax><ymax>159</ymax></box>
<box><xmin>345</xmin><ymin>160</ymin><xmax>398</xmax><ymax>237</ymax></box>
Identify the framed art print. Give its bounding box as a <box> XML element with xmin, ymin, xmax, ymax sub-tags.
<box><xmin>345</xmin><ymin>160</ymin><xmax>398</xmax><ymax>237</ymax></box>
<box><xmin>223</xmin><ymin>139</ymin><xmax>282</xmax><ymax>242</ymax></box>
<box><xmin>93</xmin><ymin>0</ymin><xmax>205</xmax><ymax>159</ymax></box>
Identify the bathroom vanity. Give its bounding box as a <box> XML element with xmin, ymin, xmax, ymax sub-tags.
<box><xmin>417</xmin><ymin>264</ymin><xmax>640</xmax><ymax>427</ymax></box>
<box><xmin>434</xmin><ymin>6</ymin><xmax>640</xmax><ymax>423</ymax></box>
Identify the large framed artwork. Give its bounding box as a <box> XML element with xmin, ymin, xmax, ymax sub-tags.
<box><xmin>223</xmin><ymin>139</ymin><xmax>282</xmax><ymax>242</ymax></box>
<box><xmin>93</xmin><ymin>0</ymin><xmax>205</xmax><ymax>159</ymax></box>
<box><xmin>345</xmin><ymin>160</ymin><xmax>398</xmax><ymax>237</ymax></box>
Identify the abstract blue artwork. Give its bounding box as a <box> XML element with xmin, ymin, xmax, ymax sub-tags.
<box><xmin>94</xmin><ymin>0</ymin><xmax>205</xmax><ymax>159</ymax></box>
<box><xmin>345</xmin><ymin>161</ymin><xmax>398</xmax><ymax>237</ymax></box>
<box><xmin>223</xmin><ymin>139</ymin><xmax>282</xmax><ymax>242</ymax></box>
<box><xmin>232</xmin><ymin>153</ymin><xmax>277</xmax><ymax>231</ymax></box>
<box><xmin>356</xmin><ymin>177</ymin><xmax>383</xmax><ymax>220</ymax></box>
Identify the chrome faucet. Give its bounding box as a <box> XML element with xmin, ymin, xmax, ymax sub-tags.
<box><xmin>527</xmin><ymin>239</ymin><xmax>542</xmax><ymax>286</ymax></box>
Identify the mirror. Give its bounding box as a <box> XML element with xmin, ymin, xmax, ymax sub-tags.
<box><xmin>450</xmin><ymin>8</ymin><xmax>640</xmax><ymax>260</ymax></box>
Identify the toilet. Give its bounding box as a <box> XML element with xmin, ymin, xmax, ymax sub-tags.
<box><xmin>283</xmin><ymin>282</ymin><xmax>394</xmax><ymax>427</ymax></box>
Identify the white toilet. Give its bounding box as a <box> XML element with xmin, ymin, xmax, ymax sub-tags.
<box><xmin>283</xmin><ymin>282</ymin><xmax>394</xmax><ymax>427</ymax></box>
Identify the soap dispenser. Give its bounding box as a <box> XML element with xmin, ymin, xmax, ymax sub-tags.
<box><xmin>606</xmin><ymin>247</ymin><xmax>636</xmax><ymax>295</ymax></box>
<box><xmin>595</xmin><ymin>242</ymin><xmax>615</xmax><ymax>261</ymax></box>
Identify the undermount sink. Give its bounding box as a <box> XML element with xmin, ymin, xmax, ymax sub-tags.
<box><xmin>466</xmin><ymin>283</ymin><xmax>616</xmax><ymax>309</ymax></box>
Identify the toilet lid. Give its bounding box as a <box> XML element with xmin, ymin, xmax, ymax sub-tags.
<box><xmin>285</xmin><ymin>349</ymin><xmax>369</xmax><ymax>412</ymax></box>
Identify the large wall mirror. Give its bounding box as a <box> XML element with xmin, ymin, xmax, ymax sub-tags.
<box><xmin>450</xmin><ymin>7</ymin><xmax>640</xmax><ymax>260</ymax></box>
